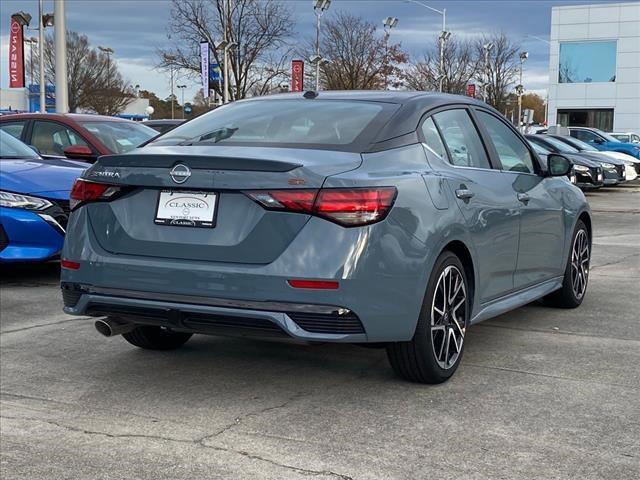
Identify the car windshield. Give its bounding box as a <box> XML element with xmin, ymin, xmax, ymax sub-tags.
<box><xmin>540</xmin><ymin>136</ymin><xmax>579</xmax><ymax>153</ymax></box>
<box><xmin>79</xmin><ymin>121</ymin><xmax>156</xmax><ymax>154</ymax></box>
<box><xmin>529</xmin><ymin>141</ymin><xmax>551</xmax><ymax>155</ymax></box>
<box><xmin>557</xmin><ymin>136</ymin><xmax>598</xmax><ymax>151</ymax></box>
<box><xmin>150</xmin><ymin>99</ymin><xmax>388</xmax><ymax>149</ymax></box>
<box><xmin>0</xmin><ymin>129</ymin><xmax>39</xmax><ymax>159</ymax></box>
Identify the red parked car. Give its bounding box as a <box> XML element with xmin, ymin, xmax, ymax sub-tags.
<box><xmin>0</xmin><ymin>113</ymin><xmax>157</xmax><ymax>162</ymax></box>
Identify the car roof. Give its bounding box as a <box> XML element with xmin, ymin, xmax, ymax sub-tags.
<box><xmin>144</xmin><ymin>119</ymin><xmax>184</xmax><ymax>125</ymax></box>
<box><xmin>0</xmin><ymin>113</ymin><xmax>135</xmax><ymax>123</ymax></box>
<box><xmin>245</xmin><ymin>90</ymin><xmax>491</xmax><ymax>144</ymax></box>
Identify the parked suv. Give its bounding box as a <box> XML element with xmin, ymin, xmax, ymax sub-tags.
<box><xmin>61</xmin><ymin>92</ymin><xmax>591</xmax><ymax>384</ymax></box>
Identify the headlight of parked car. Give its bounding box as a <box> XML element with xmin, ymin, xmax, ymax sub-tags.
<box><xmin>574</xmin><ymin>165</ymin><xmax>590</xmax><ymax>172</ymax></box>
<box><xmin>600</xmin><ymin>162</ymin><xmax>615</xmax><ymax>169</ymax></box>
<box><xmin>0</xmin><ymin>191</ymin><xmax>52</xmax><ymax>211</ymax></box>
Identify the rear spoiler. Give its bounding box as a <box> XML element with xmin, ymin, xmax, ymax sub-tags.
<box><xmin>95</xmin><ymin>154</ymin><xmax>302</xmax><ymax>172</ymax></box>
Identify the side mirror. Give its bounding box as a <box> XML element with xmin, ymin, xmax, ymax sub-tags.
<box><xmin>548</xmin><ymin>154</ymin><xmax>572</xmax><ymax>177</ymax></box>
<box><xmin>593</xmin><ymin>137</ymin><xmax>604</xmax><ymax>144</ymax></box>
<box><xmin>63</xmin><ymin>145</ymin><xmax>94</xmax><ymax>161</ymax></box>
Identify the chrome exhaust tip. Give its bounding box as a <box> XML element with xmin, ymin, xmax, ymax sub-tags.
<box><xmin>94</xmin><ymin>318</ymin><xmax>135</xmax><ymax>337</ymax></box>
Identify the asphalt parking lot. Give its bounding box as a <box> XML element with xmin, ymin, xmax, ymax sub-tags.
<box><xmin>1</xmin><ymin>184</ymin><xmax>639</xmax><ymax>480</ymax></box>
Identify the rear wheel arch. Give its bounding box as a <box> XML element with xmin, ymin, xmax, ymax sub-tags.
<box><xmin>441</xmin><ymin>240</ymin><xmax>476</xmax><ymax>312</ymax></box>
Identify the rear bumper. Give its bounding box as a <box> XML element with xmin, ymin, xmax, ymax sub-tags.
<box><xmin>62</xmin><ymin>284</ymin><xmax>367</xmax><ymax>342</ymax></box>
<box><xmin>0</xmin><ymin>207</ymin><xmax>64</xmax><ymax>262</ymax></box>
<box><xmin>61</xmin><ymin>208</ymin><xmax>434</xmax><ymax>343</ymax></box>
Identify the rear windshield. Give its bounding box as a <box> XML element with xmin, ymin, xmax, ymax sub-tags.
<box><xmin>150</xmin><ymin>99</ymin><xmax>391</xmax><ymax>150</ymax></box>
<box><xmin>80</xmin><ymin>121</ymin><xmax>156</xmax><ymax>154</ymax></box>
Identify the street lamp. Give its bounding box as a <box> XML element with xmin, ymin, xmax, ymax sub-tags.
<box><xmin>313</xmin><ymin>0</ymin><xmax>331</xmax><ymax>91</ymax></box>
<box><xmin>517</xmin><ymin>51</ymin><xmax>529</xmax><ymax>132</ymax></box>
<box><xmin>163</xmin><ymin>54</ymin><xmax>177</xmax><ymax>118</ymax></box>
<box><xmin>177</xmin><ymin>84</ymin><xmax>187</xmax><ymax>119</ymax></box>
<box><xmin>382</xmin><ymin>17</ymin><xmax>399</xmax><ymax>90</ymax></box>
<box><xmin>98</xmin><ymin>46</ymin><xmax>114</xmax><ymax>92</ymax></box>
<box><xmin>37</xmin><ymin>1</ymin><xmax>54</xmax><ymax>112</ymax></box>
<box><xmin>404</xmin><ymin>0</ymin><xmax>447</xmax><ymax>92</ymax></box>
<box><xmin>482</xmin><ymin>42</ymin><xmax>494</xmax><ymax>103</ymax></box>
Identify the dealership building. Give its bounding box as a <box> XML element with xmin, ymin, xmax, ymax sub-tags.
<box><xmin>547</xmin><ymin>2</ymin><xmax>640</xmax><ymax>133</ymax></box>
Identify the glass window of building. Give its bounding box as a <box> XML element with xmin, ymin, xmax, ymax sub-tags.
<box><xmin>558</xmin><ymin>41</ymin><xmax>617</xmax><ymax>83</ymax></box>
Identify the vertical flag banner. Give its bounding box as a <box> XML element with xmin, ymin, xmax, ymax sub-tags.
<box><xmin>291</xmin><ymin>60</ymin><xmax>304</xmax><ymax>92</ymax></box>
<box><xmin>200</xmin><ymin>41</ymin><xmax>210</xmax><ymax>98</ymax></box>
<box><xmin>9</xmin><ymin>17</ymin><xmax>25</xmax><ymax>88</ymax></box>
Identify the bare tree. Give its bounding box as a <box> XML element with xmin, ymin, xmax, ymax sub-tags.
<box><xmin>31</xmin><ymin>31</ymin><xmax>134</xmax><ymax>114</ymax></box>
<box><xmin>301</xmin><ymin>12</ymin><xmax>407</xmax><ymax>90</ymax></box>
<box><xmin>405</xmin><ymin>36</ymin><xmax>479</xmax><ymax>94</ymax></box>
<box><xmin>475</xmin><ymin>33</ymin><xmax>521</xmax><ymax>111</ymax></box>
<box><xmin>158</xmin><ymin>0</ymin><xmax>294</xmax><ymax>100</ymax></box>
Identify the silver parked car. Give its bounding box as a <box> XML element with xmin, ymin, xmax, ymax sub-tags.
<box><xmin>61</xmin><ymin>92</ymin><xmax>591</xmax><ymax>384</ymax></box>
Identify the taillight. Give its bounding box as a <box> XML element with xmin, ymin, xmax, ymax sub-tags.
<box><xmin>70</xmin><ymin>179</ymin><xmax>121</xmax><ymax>210</ymax></box>
<box><xmin>245</xmin><ymin>187</ymin><xmax>397</xmax><ymax>227</ymax></box>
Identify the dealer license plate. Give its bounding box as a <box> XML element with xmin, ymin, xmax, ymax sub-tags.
<box><xmin>155</xmin><ymin>190</ymin><xmax>217</xmax><ymax>228</ymax></box>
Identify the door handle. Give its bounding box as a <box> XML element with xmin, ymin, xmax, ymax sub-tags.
<box><xmin>455</xmin><ymin>188</ymin><xmax>474</xmax><ymax>200</ymax></box>
<box><xmin>517</xmin><ymin>193</ymin><xmax>530</xmax><ymax>204</ymax></box>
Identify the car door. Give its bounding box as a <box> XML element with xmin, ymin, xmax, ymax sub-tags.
<box><xmin>423</xmin><ymin>108</ymin><xmax>521</xmax><ymax>303</ymax></box>
<box><xmin>28</xmin><ymin>120</ymin><xmax>92</xmax><ymax>158</ymax></box>
<box><xmin>475</xmin><ymin>109</ymin><xmax>565</xmax><ymax>289</ymax></box>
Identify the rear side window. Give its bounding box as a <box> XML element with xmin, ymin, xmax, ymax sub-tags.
<box><xmin>571</xmin><ymin>129</ymin><xmax>598</xmax><ymax>143</ymax></box>
<box><xmin>432</xmin><ymin>109</ymin><xmax>491</xmax><ymax>169</ymax></box>
<box><xmin>151</xmin><ymin>100</ymin><xmax>391</xmax><ymax>150</ymax></box>
<box><xmin>477</xmin><ymin>111</ymin><xmax>536</xmax><ymax>174</ymax></box>
<box><xmin>31</xmin><ymin>121</ymin><xmax>89</xmax><ymax>156</ymax></box>
<box><xmin>421</xmin><ymin>117</ymin><xmax>448</xmax><ymax>160</ymax></box>
<box><xmin>0</xmin><ymin>122</ymin><xmax>25</xmax><ymax>140</ymax></box>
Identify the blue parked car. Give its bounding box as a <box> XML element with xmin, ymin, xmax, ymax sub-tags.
<box><xmin>569</xmin><ymin>127</ymin><xmax>640</xmax><ymax>160</ymax></box>
<box><xmin>0</xmin><ymin>130</ymin><xmax>86</xmax><ymax>262</ymax></box>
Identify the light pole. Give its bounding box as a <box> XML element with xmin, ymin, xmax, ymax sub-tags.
<box><xmin>313</xmin><ymin>0</ymin><xmax>331</xmax><ymax>91</ymax></box>
<box><xmin>216</xmin><ymin>40</ymin><xmax>237</xmax><ymax>104</ymax></box>
<box><xmin>98</xmin><ymin>46</ymin><xmax>114</xmax><ymax>91</ymax></box>
<box><xmin>482</xmin><ymin>42</ymin><xmax>494</xmax><ymax>103</ymax></box>
<box><xmin>38</xmin><ymin>1</ymin><xmax>54</xmax><ymax>112</ymax></box>
<box><xmin>517</xmin><ymin>51</ymin><xmax>528</xmax><ymax>132</ymax></box>
<box><xmin>163</xmin><ymin>54</ymin><xmax>177</xmax><ymax>118</ymax></box>
<box><xmin>177</xmin><ymin>84</ymin><xmax>187</xmax><ymax>119</ymax></box>
<box><xmin>54</xmin><ymin>0</ymin><xmax>68</xmax><ymax>113</ymax></box>
<box><xmin>404</xmin><ymin>1</ymin><xmax>447</xmax><ymax>92</ymax></box>
<box><xmin>524</xmin><ymin>35</ymin><xmax>550</xmax><ymax>125</ymax></box>
<box><xmin>382</xmin><ymin>17</ymin><xmax>399</xmax><ymax>90</ymax></box>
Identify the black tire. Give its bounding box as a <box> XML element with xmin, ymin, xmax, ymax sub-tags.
<box><xmin>386</xmin><ymin>251</ymin><xmax>470</xmax><ymax>384</ymax></box>
<box><xmin>122</xmin><ymin>324</ymin><xmax>193</xmax><ymax>350</ymax></box>
<box><xmin>543</xmin><ymin>220</ymin><xmax>590</xmax><ymax>309</ymax></box>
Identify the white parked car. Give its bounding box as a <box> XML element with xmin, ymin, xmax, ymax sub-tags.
<box><xmin>611</xmin><ymin>132</ymin><xmax>640</xmax><ymax>144</ymax></box>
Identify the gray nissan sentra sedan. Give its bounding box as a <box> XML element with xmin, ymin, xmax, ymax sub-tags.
<box><xmin>61</xmin><ymin>91</ymin><xmax>591</xmax><ymax>384</ymax></box>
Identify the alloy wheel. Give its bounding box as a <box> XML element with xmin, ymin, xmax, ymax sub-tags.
<box><xmin>570</xmin><ymin>229</ymin><xmax>590</xmax><ymax>299</ymax></box>
<box><xmin>431</xmin><ymin>265</ymin><xmax>467</xmax><ymax>370</ymax></box>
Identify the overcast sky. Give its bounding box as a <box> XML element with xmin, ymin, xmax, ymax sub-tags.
<box><xmin>0</xmin><ymin>0</ymin><xmax>617</xmax><ymax>102</ymax></box>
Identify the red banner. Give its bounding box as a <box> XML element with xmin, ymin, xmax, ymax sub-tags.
<box><xmin>9</xmin><ymin>17</ymin><xmax>25</xmax><ymax>88</ymax></box>
<box><xmin>465</xmin><ymin>84</ymin><xmax>476</xmax><ymax>98</ymax></box>
<box><xmin>291</xmin><ymin>60</ymin><xmax>304</xmax><ymax>92</ymax></box>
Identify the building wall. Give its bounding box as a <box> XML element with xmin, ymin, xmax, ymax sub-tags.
<box><xmin>0</xmin><ymin>88</ymin><xmax>28</xmax><ymax>111</ymax></box>
<box><xmin>548</xmin><ymin>2</ymin><xmax>640</xmax><ymax>132</ymax></box>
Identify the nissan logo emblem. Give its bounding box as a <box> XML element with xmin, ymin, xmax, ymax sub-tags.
<box><xmin>170</xmin><ymin>164</ymin><xmax>191</xmax><ymax>184</ymax></box>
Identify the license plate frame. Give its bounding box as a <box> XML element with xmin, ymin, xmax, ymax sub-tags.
<box><xmin>154</xmin><ymin>190</ymin><xmax>218</xmax><ymax>228</ymax></box>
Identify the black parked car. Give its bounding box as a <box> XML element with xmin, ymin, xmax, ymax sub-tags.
<box><xmin>143</xmin><ymin>119</ymin><xmax>185</xmax><ymax>134</ymax></box>
<box><xmin>526</xmin><ymin>135</ymin><xmax>624</xmax><ymax>186</ymax></box>
<box><xmin>526</xmin><ymin>136</ymin><xmax>603</xmax><ymax>189</ymax></box>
